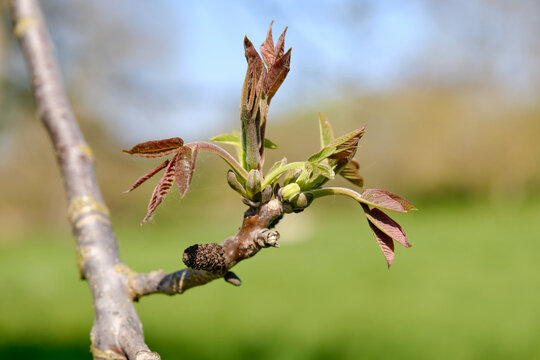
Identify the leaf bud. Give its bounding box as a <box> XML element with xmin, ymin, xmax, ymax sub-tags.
<box><xmin>290</xmin><ymin>192</ymin><xmax>314</xmax><ymax>209</ymax></box>
<box><xmin>245</xmin><ymin>169</ymin><xmax>262</xmax><ymax>200</ymax></box>
<box><xmin>227</xmin><ymin>170</ymin><xmax>247</xmax><ymax>197</ymax></box>
<box><xmin>280</xmin><ymin>183</ymin><xmax>301</xmax><ymax>202</ymax></box>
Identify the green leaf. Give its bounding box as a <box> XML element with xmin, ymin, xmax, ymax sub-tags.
<box><xmin>318</xmin><ymin>112</ymin><xmax>335</xmax><ymax>148</ymax></box>
<box><xmin>308</xmin><ymin>146</ymin><xmax>336</xmax><ymax>163</ymax></box>
<box><xmin>267</xmin><ymin>157</ymin><xmax>287</xmax><ymax>174</ymax></box>
<box><xmin>210</xmin><ymin>132</ymin><xmax>245</xmax><ymax>169</ymax></box>
<box><xmin>313</xmin><ymin>162</ymin><xmax>335</xmax><ymax>180</ymax></box>
<box><xmin>210</xmin><ymin>133</ymin><xmax>241</xmax><ymax>145</ymax></box>
<box><xmin>264</xmin><ymin>138</ymin><xmax>279</xmax><ymax>149</ymax></box>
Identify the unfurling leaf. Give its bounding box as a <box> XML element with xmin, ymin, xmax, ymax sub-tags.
<box><xmin>260</xmin><ymin>20</ymin><xmax>288</xmax><ymax>68</ymax></box>
<box><xmin>339</xmin><ymin>159</ymin><xmax>364</xmax><ymax>187</ymax></box>
<box><xmin>318</xmin><ymin>112</ymin><xmax>335</xmax><ymax>148</ymax></box>
<box><xmin>360</xmin><ymin>189</ymin><xmax>414</xmax><ymax>213</ymax></box>
<box><xmin>308</xmin><ymin>145</ymin><xmax>336</xmax><ymax>163</ymax></box>
<box><xmin>364</xmin><ymin>208</ymin><xmax>411</xmax><ymax>247</ymax></box>
<box><xmin>210</xmin><ymin>132</ymin><xmax>245</xmax><ymax>168</ymax></box>
<box><xmin>368</xmin><ymin>222</ymin><xmax>395</xmax><ymax>268</ymax></box>
<box><xmin>263</xmin><ymin>48</ymin><xmax>291</xmax><ymax>102</ymax></box>
<box><xmin>142</xmin><ymin>153</ymin><xmax>178</xmax><ymax>224</ymax></box>
<box><xmin>175</xmin><ymin>146</ymin><xmax>198</xmax><ymax>198</ymax></box>
<box><xmin>264</xmin><ymin>138</ymin><xmax>278</xmax><ymax>149</ymax></box>
<box><xmin>268</xmin><ymin>157</ymin><xmax>287</xmax><ymax>175</ymax></box>
<box><xmin>283</xmin><ymin>168</ymin><xmax>303</xmax><ymax>185</ymax></box>
<box><xmin>313</xmin><ymin>162</ymin><xmax>335</xmax><ymax>180</ymax></box>
<box><xmin>210</xmin><ymin>133</ymin><xmax>241</xmax><ymax>145</ymax></box>
<box><xmin>328</xmin><ymin>128</ymin><xmax>365</xmax><ymax>171</ymax></box>
<box><xmin>122</xmin><ymin>137</ymin><xmax>184</xmax><ymax>158</ymax></box>
<box><xmin>124</xmin><ymin>159</ymin><xmax>170</xmax><ymax>193</ymax></box>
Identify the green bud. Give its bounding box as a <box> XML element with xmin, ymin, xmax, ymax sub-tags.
<box><xmin>227</xmin><ymin>170</ymin><xmax>247</xmax><ymax>197</ymax></box>
<box><xmin>290</xmin><ymin>192</ymin><xmax>314</xmax><ymax>209</ymax></box>
<box><xmin>280</xmin><ymin>183</ymin><xmax>301</xmax><ymax>202</ymax></box>
<box><xmin>245</xmin><ymin>169</ymin><xmax>262</xmax><ymax>200</ymax></box>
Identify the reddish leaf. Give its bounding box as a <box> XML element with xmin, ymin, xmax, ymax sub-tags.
<box><xmin>273</xmin><ymin>26</ymin><xmax>288</xmax><ymax>63</ymax></box>
<box><xmin>368</xmin><ymin>221</ymin><xmax>395</xmax><ymax>269</ymax></box>
<box><xmin>122</xmin><ymin>137</ymin><xmax>183</xmax><ymax>158</ymax></box>
<box><xmin>142</xmin><ymin>153</ymin><xmax>178</xmax><ymax>224</ymax></box>
<box><xmin>328</xmin><ymin>128</ymin><xmax>365</xmax><ymax>171</ymax></box>
<box><xmin>384</xmin><ymin>191</ymin><xmax>417</xmax><ymax>211</ymax></box>
<box><xmin>360</xmin><ymin>189</ymin><xmax>407</xmax><ymax>213</ymax></box>
<box><xmin>124</xmin><ymin>159</ymin><xmax>170</xmax><ymax>193</ymax></box>
<box><xmin>264</xmin><ymin>48</ymin><xmax>291</xmax><ymax>101</ymax></box>
<box><xmin>339</xmin><ymin>159</ymin><xmax>364</xmax><ymax>187</ymax></box>
<box><xmin>260</xmin><ymin>21</ymin><xmax>275</xmax><ymax>67</ymax></box>
<box><xmin>243</xmin><ymin>36</ymin><xmax>266</xmax><ymax>112</ymax></box>
<box><xmin>175</xmin><ymin>145</ymin><xmax>198</xmax><ymax>198</ymax></box>
<box><xmin>365</xmin><ymin>208</ymin><xmax>411</xmax><ymax>247</ymax></box>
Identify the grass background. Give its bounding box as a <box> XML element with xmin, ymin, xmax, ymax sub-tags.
<box><xmin>1</xmin><ymin>199</ymin><xmax>539</xmax><ymax>359</ymax></box>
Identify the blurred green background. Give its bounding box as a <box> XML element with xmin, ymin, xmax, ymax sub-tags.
<box><xmin>1</xmin><ymin>1</ymin><xmax>540</xmax><ymax>359</ymax></box>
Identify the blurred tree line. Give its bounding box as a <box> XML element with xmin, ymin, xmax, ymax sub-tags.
<box><xmin>1</xmin><ymin>0</ymin><xmax>539</xmax><ymax>234</ymax></box>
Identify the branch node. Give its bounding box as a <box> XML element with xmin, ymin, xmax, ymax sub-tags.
<box><xmin>67</xmin><ymin>195</ymin><xmax>110</xmax><ymax>224</ymax></box>
<box><xmin>135</xmin><ymin>350</ymin><xmax>161</xmax><ymax>360</ymax></box>
<box><xmin>13</xmin><ymin>16</ymin><xmax>38</xmax><ymax>37</ymax></box>
<box><xmin>256</xmin><ymin>228</ymin><xmax>280</xmax><ymax>248</ymax></box>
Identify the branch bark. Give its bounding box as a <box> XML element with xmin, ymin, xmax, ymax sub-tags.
<box><xmin>11</xmin><ymin>1</ymin><xmax>157</xmax><ymax>359</ymax></box>
<box><xmin>11</xmin><ymin>1</ymin><xmax>286</xmax><ymax>358</ymax></box>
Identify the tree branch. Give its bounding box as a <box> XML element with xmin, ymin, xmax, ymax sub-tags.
<box><xmin>10</xmin><ymin>1</ymin><xmax>158</xmax><ymax>359</ymax></box>
<box><xmin>130</xmin><ymin>199</ymin><xmax>284</xmax><ymax>299</ymax></box>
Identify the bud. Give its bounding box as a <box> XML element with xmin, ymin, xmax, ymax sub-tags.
<box><xmin>261</xmin><ymin>185</ymin><xmax>273</xmax><ymax>203</ymax></box>
<box><xmin>227</xmin><ymin>170</ymin><xmax>247</xmax><ymax>197</ymax></box>
<box><xmin>280</xmin><ymin>183</ymin><xmax>301</xmax><ymax>201</ymax></box>
<box><xmin>245</xmin><ymin>169</ymin><xmax>262</xmax><ymax>200</ymax></box>
<box><xmin>290</xmin><ymin>192</ymin><xmax>314</xmax><ymax>209</ymax></box>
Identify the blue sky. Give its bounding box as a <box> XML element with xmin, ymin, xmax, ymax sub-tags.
<box><xmin>25</xmin><ymin>0</ymin><xmax>538</xmax><ymax>142</ymax></box>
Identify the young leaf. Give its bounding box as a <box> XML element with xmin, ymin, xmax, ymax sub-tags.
<box><xmin>175</xmin><ymin>145</ymin><xmax>198</xmax><ymax>198</ymax></box>
<box><xmin>264</xmin><ymin>138</ymin><xmax>278</xmax><ymax>149</ymax></box>
<box><xmin>368</xmin><ymin>222</ymin><xmax>395</xmax><ymax>269</ymax></box>
<box><xmin>124</xmin><ymin>159</ymin><xmax>170</xmax><ymax>193</ymax></box>
<box><xmin>210</xmin><ymin>133</ymin><xmax>241</xmax><ymax>145</ymax></box>
<box><xmin>142</xmin><ymin>153</ymin><xmax>178</xmax><ymax>224</ymax></box>
<box><xmin>318</xmin><ymin>112</ymin><xmax>335</xmax><ymax>148</ymax></box>
<box><xmin>264</xmin><ymin>48</ymin><xmax>292</xmax><ymax>102</ymax></box>
<box><xmin>260</xmin><ymin>20</ymin><xmax>276</xmax><ymax>67</ymax></box>
<box><xmin>308</xmin><ymin>146</ymin><xmax>336</xmax><ymax>163</ymax></box>
<box><xmin>364</xmin><ymin>208</ymin><xmax>411</xmax><ymax>247</ymax></box>
<box><xmin>267</xmin><ymin>157</ymin><xmax>287</xmax><ymax>175</ymax></box>
<box><xmin>384</xmin><ymin>191</ymin><xmax>417</xmax><ymax>211</ymax></box>
<box><xmin>360</xmin><ymin>189</ymin><xmax>413</xmax><ymax>213</ymax></box>
<box><xmin>210</xmin><ymin>132</ymin><xmax>245</xmax><ymax>168</ymax></box>
<box><xmin>122</xmin><ymin>137</ymin><xmax>184</xmax><ymax>158</ymax></box>
<box><xmin>338</xmin><ymin>159</ymin><xmax>364</xmax><ymax>187</ymax></box>
<box><xmin>313</xmin><ymin>162</ymin><xmax>335</xmax><ymax>180</ymax></box>
<box><xmin>328</xmin><ymin>128</ymin><xmax>365</xmax><ymax>170</ymax></box>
